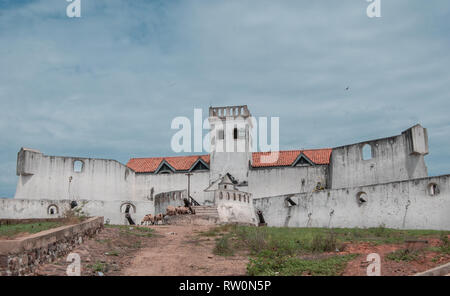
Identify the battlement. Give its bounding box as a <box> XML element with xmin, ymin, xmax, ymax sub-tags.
<box><xmin>209</xmin><ymin>105</ymin><xmax>251</xmax><ymax>118</ymax></box>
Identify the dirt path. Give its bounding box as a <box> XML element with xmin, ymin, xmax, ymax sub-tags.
<box><xmin>121</xmin><ymin>225</ymin><xmax>248</xmax><ymax>276</ymax></box>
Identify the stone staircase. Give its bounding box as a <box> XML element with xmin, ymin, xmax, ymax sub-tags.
<box><xmin>192</xmin><ymin>206</ymin><xmax>219</xmax><ymax>218</ymax></box>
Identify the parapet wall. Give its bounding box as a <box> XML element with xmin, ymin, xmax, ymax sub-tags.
<box><xmin>254</xmin><ymin>175</ymin><xmax>450</xmax><ymax>230</ymax></box>
<box><xmin>215</xmin><ymin>189</ymin><xmax>257</xmax><ymax>225</ymax></box>
<box><xmin>0</xmin><ymin>217</ymin><xmax>103</xmax><ymax>276</ymax></box>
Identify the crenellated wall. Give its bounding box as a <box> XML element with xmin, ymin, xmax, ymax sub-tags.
<box><xmin>253</xmin><ymin>175</ymin><xmax>450</xmax><ymax>230</ymax></box>
<box><xmin>215</xmin><ymin>189</ymin><xmax>257</xmax><ymax>225</ymax></box>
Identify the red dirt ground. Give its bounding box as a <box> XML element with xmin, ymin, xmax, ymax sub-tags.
<box><xmin>341</xmin><ymin>236</ymin><xmax>450</xmax><ymax>276</ymax></box>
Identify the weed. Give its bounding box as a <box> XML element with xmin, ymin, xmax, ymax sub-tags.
<box><xmin>247</xmin><ymin>253</ymin><xmax>357</xmax><ymax>276</ymax></box>
<box><xmin>213</xmin><ymin>234</ymin><xmax>234</xmax><ymax>256</ymax></box>
<box><xmin>89</xmin><ymin>261</ymin><xmax>107</xmax><ymax>273</ymax></box>
<box><xmin>386</xmin><ymin>248</ymin><xmax>420</xmax><ymax>262</ymax></box>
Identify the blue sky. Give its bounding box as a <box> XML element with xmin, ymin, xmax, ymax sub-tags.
<box><xmin>0</xmin><ymin>0</ymin><xmax>449</xmax><ymax>197</ymax></box>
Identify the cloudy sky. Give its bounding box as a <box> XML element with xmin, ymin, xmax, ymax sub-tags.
<box><xmin>0</xmin><ymin>0</ymin><xmax>449</xmax><ymax>197</ymax></box>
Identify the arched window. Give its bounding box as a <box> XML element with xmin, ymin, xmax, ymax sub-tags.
<box><xmin>47</xmin><ymin>204</ymin><xmax>59</xmax><ymax>215</ymax></box>
<box><xmin>428</xmin><ymin>183</ymin><xmax>439</xmax><ymax>196</ymax></box>
<box><xmin>362</xmin><ymin>144</ymin><xmax>372</xmax><ymax>160</ymax></box>
<box><xmin>233</xmin><ymin>193</ymin><xmax>236</xmax><ymax>201</ymax></box>
<box><xmin>219</xmin><ymin>192</ymin><xmax>223</xmax><ymax>200</ymax></box>
<box><xmin>227</xmin><ymin>192</ymin><xmax>230</xmax><ymax>200</ymax></box>
<box><xmin>73</xmin><ymin>160</ymin><xmax>84</xmax><ymax>172</ymax></box>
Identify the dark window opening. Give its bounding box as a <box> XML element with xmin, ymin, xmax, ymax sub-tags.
<box><xmin>286</xmin><ymin>197</ymin><xmax>297</xmax><ymax>206</ymax></box>
<box><xmin>158</xmin><ymin>163</ymin><xmax>174</xmax><ymax>174</ymax></box>
<box><xmin>233</xmin><ymin>128</ymin><xmax>238</xmax><ymax>139</ymax></box>
<box><xmin>191</xmin><ymin>161</ymin><xmax>208</xmax><ymax>171</ymax></box>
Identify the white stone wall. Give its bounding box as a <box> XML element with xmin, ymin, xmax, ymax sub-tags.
<box><xmin>215</xmin><ymin>190</ymin><xmax>257</xmax><ymax>225</ymax></box>
<box><xmin>134</xmin><ymin>171</ymin><xmax>210</xmax><ymax>204</ymax></box>
<box><xmin>248</xmin><ymin>166</ymin><xmax>328</xmax><ymax>199</ymax></box>
<box><xmin>14</xmin><ymin>149</ymin><xmax>135</xmax><ymax>201</ymax></box>
<box><xmin>254</xmin><ymin>175</ymin><xmax>450</xmax><ymax>230</ymax></box>
<box><xmin>329</xmin><ymin>126</ymin><xmax>428</xmax><ymax>189</ymax></box>
<box><xmin>0</xmin><ymin>199</ymin><xmax>154</xmax><ymax>225</ymax></box>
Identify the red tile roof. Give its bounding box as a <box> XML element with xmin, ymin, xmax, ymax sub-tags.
<box><xmin>252</xmin><ymin>149</ymin><xmax>332</xmax><ymax>168</ymax></box>
<box><xmin>127</xmin><ymin>155</ymin><xmax>210</xmax><ymax>173</ymax></box>
<box><xmin>127</xmin><ymin>149</ymin><xmax>332</xmax><ymax>173</ymax></box>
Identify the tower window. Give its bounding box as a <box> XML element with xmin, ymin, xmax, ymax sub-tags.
<box><xmin>233</xmin><ymin>128</ymin><xmax>238</xmax><ymax>139</ymax></box>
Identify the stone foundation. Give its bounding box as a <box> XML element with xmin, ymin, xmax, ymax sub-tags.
<box><xmin>0</xmin><ymin>217</ymin><xmax>103</xmax><ymax>276</ymax></box>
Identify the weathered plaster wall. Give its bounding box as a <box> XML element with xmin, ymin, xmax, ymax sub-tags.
<box><xmin>248</xmin><ymin>166</ymin><xmax>328</xmax><ymax>199</ymax></box>
<box><xmin>216</xmin><ymin>192</ymin><xmax>257</xmax><ymax>225</ymax></box>
<box><xmin>254</xmin><ymin>175</ymin><xmax>450</xmax><ymax>230</ymax></box>
<box><xmin>134</xmin><ymin>171</ymin><xmax>210</xmax><ymax>204</ymax></box>
<box><xmin>329</xmin><ymin>125</ymin><xmax>428</xmax><ymax>189</ymax></box>
<box><xmin>0</xmin><ymin>199</ymin><xmax>154</xmax><ymax>225</ymax></box>
<box><xmin>154</xmin><ymin>190</ymin><xmax>187</xmax><ymax>215</ymax></box>
<box><xmin>14</xmin><ymin>149</ymin><xmax>135</xmax><ymax>201</ymax></box>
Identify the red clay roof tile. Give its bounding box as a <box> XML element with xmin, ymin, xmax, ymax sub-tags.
<box><xmin>127</xmin><ymin>155</ymin><xmax>210</xmax><ymax>173</ymax></box>
<box><xmin>252</xmin><ymin>149</ymin><xmax>332</xmax><ymax>167</ymax></box>
<box><xmin>127</xmin><ymin>149</ymin><xmax>331</xmax><ymax>173</ymax></box>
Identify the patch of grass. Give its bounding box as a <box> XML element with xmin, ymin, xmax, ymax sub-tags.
<box><xmin>211</xmin><ymin>225</ymin><xmax>449</xmax><ymax>276</ymax></box>
<box><xmin>88</xmin><ymin>261</ymin><xmax>108</xmax><ymax>273</ymax></box>
<box><xmin>247</xmin><ymin>252</ymin><xmax>358</xmax><ymax>276</ymax></box>
<box><xmin>386</xmin><ymin>249</ymin><xmax>420</xmax><ymax>262</ymax></box>
<box><xmin>0</xmin><ymin>222</ymin><xmax>64</xmax><ymax>238</ymax></box>
<box><xmin>105</xmin><ymin>250</ymin><xmax>120</xmax><ymax>256</ymax></box>
<box><xmin>213</xmin><ymin>234</ymin><xmax>234</xmax><ymax>256</ymax></box>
